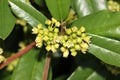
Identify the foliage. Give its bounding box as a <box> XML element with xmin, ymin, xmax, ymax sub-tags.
<box><xmin>0</xmin><ymin>0</ymin><xmax>120</xmax><ymax>80</ymax></box>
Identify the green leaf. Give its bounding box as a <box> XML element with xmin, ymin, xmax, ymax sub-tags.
<box><xmin>67</xmin><ymin>52</ymin><xmax>107</xmax><ymax>80</ymax></box>
<box><xmin>71</xmin><ymin>10</ymin><xmax>120</xmax><ymax>39</ymax></box>
<box><xmin>34</xmin><ymin>0</ymin><xmax>45</xmax><ymax>7</ymax></box>
<box><xmin>12</xmin><ymin>48</ymin><xmax>45</xmax><ymax>80</ymax></box>
<box><xmin>67</xmin><ymin>67</ymin><xmax>105</xmax><ymax>80</ymax></box>
<box><xmin>9</xmin><ymin>0</ymin><xmax>47</xmax><ymax>27</ymax></box>
<box><xmin>0</xmin><ymin>0</ymin><xmax>16</xmax><ymax>40</ymax></box>
<box><xmin>90</xmin><ymin>0</ymin><xmax>107</xmax><ymax>12</ymax></box>
<box><xmin>72</xmin><ymin>0</ymin><xmax>107</xmax><ymax>17</ymax></box>
<box><xmin>88</xmin><ymin>34</ymin><xmax>120</xmax><ymax>67</ymax></box>
<box><xmin>45</xmin><ymin>0</ymin><xmax>71</xmax><ymax>21</ymax></box>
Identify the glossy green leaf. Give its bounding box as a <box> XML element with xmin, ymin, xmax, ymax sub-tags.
<box><xmin>34</xmin><ymin>0</ymin><xmax>45</xmax><ymax>7</ymax></box>
<box><xmin>67</xmin><ymin>52</ymin><xmax>106</xmax><ymax>80</ymax></box>
<box><xmin>72</xmin><ymin>0</ymin><xmax>107</xmax><ymax>17</ymax></box>
<box><xmin>9</xmin><ymin>0</ymin><xmax>47</xmax><ymax>27</ymax></box>
<box><xmin>45</xmin><ymin>0</ymin><xmax>71</xmax><ymax>21</ymax></box>
<box><xmin>88</xmin><ymin>34</ymin><xmax>120</xmax><ymax>67</ymax></box>
<box><xmin>71</xmin><ymin>10</ymin><xmax>120</xmax><ymax>39</ymax></box>
<box><xmin>91</xmin><ymin>0</ymin><xmax>107</xmax><ymax>12</ymax></box>
<box><xmin>0</xmin><ymin>0</ymin><xmax>16</xmax><ymax>40</ymax></box>
<box><xmin>72</xmin><ymin>0</ymin><xmax>93</xmax><ymax>17</ymax></box>
<box><xmin>67</xmin><ymin>67</ymin><xmax>105</xmax><ymax>80</ymax></box>
<box><xmin>12</xmin><ymin>48</ymin><xmax>45</xmax><ymax>80</ymax></box>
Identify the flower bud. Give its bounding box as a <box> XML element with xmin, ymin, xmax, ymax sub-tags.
<box><xmin>54</xmin><ymin>43</ymin><xmax>59</xmax><ymax>48</ymax></box>
<box><xmin>77</xmin><ymin>37</ymin><xmax>82</xmax><ymax>43</ymax></box>
<box><xmin>65</xmin><ymin>29</ymin><xmax>72</xmax><ymax>35</ymax></box>
<box><xmin>52</xmin><ymin>18</ymin><xmax>57</xmax><ymax>23</ymax></box>
<box><xmin>80</xmin><ymin>26</ymin><xmax>85</xmax><ymax>32</ymax></box>
<box><xmin>77</xmin><ymin>30</ymin><xmax>81</xmax><ymax>36</ymax></box>
<box><xmin>32</xmin><ymin>27</ymin><xmax>39</xmax><ymax>34</ymax></box>
<box><xmin>60</xmin><ymin>47</ymin><xmax>66</xmax><ymax>52</ymax></box>
<box><xmin>37</xmin><ymin>24</ymin><xmax>43</xmax><ymax>29</ymax></box>
<box><xmin>0</xmin><ymin>48</ymin><xmax>3</xmax><ymax>54</ymax></box>
<box><xmin>48</xmin><ymin>27</ymin><xmax>53</xmax><ymax>31</ymax></box>
<box><xmin>72</xmin><ymin>26</ymin><xmax>78</xmax><ymax>32</ymax></box>
<box><xmin>83</xmin><ymin>36</ymin><xmax>91</xmax><ymax>43</ymax></box>
<box><xmin>75</xmin><ymin>44</ymin><xmax>80</xmax><ymax>50</ymax></box>
<box><xmin>80</xmin><ymin>43</ymin><xmax>89</xmax><ymax>49</ymax></box>
<box><xmin>45</xmin><ymin>19</ymin><xmax>51</xmax><ymax>25</ymax></box>
<box><xmin>71</xmin><ymin>51</ymin><xmax>77</xmax><ymax>56</ymax></box>
<box><xmin>54</xmin><ymin>28</ymin><xmax>59</xmax><ymax>33</ymax></box>
<box><xmin>63</xmin><ymin>49</ymin><xmax>69</xmax><ymax>58</ymax></box>
<box><xmin>0</xmin><ymin>55</ymin><xmax>5</xmax><ymax>63</ymax></box>
<box><xmin>72</xmin><ymin>33</ymin><xmax>77</xmax><ymax>38</ymax></box>
<box><xmin>35</xmin><ymin>36</ymin><xmax>42</xmax><ymax>43</ymax></box>
<box><xmin>63</xmin><ymin>35</ymin><xmax>68</xmax><ymax>40</ymax></box>
<box><xmin>48</xmin><ymin>32</ymin><xmax>53</xmax><ymax>37</ymax></box>
<box><xmin>55</xmin><ymin>22</ymin><xmax>60</xmax><ymax>27</ymax></box>
<box><xmin>43</xmin><ymin>36</ymin><xmax>49</xmax><ymax>41</ymax></box>
<box><xmin>46</xmin><ymin>45</ymin><xmax>51</xmax><ymax>51</ymax></box>
<box><xmin>51</xmin><ymin>45</ymin><xmax>56</xmax><ymax>53</ymax></box>
<box><xmin>36</xmin><ymin>42</ymin><xmax>43</xmax><ymax>48</ymax></box>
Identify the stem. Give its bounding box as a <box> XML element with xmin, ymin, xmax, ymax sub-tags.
<box><xmin>42</xmin><ymin>53</ymin><xmax>51</xmax><ymax>80</ymax></box>
<box><xmin>0</xmin><ymin>42</ymin><xmax>36</xmax><ymax>69</ymax></box>
<box><xmin>60</xmin><ymin>21</ymin><xmax>66</xmax><ymax>35</ymax></box>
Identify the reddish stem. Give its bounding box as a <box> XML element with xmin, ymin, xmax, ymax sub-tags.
<box><xmin>42</xmin><ymin>54</ymin><xmax>51</xmax><ymax>80</ymax></box>
<box><xmin>0</xmin><ymin>42</ymin><xmax>36</xmax><ymax>69</ymax></box>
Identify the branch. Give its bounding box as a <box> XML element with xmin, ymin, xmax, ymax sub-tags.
<box><xmin>42</xmin><ymin>53</ymin><xmax>51</xmax><ymax>80</ymax></box>
<box><xmin>0</xmin><ymin>42</ymin><xmax>36</xmax><ymax>69</ymax></box>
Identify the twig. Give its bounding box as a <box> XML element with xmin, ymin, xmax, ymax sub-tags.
<box><xmin>0</xmin><ymin>42</ymin><xmax>36</xmax><ymax>69</ymax></box>
<box><xmin>42</xmin><ymin>53</ymin><xmax>51</xmax><ymax>80</ymax></box>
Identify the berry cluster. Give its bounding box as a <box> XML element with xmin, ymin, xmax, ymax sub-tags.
<box><xmin>32</xmin><ymin>18</ymin><xmax>91</xmax><ymax>58</ymax></box>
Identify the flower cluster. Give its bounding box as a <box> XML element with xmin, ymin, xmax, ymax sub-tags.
<box><xmin>0</xmin><ymin>48</ymin><xmax>5</xmax><ymax>63</ymax></box>
<box><xmin>108</xmin><ymin>0</ymin><xmax>120</xmax><ymax>12</ymax></box>
<box><xmin>32</xmin><ymin>18</ymin><xmax>91</xmax><ymax>58</ymax></box>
